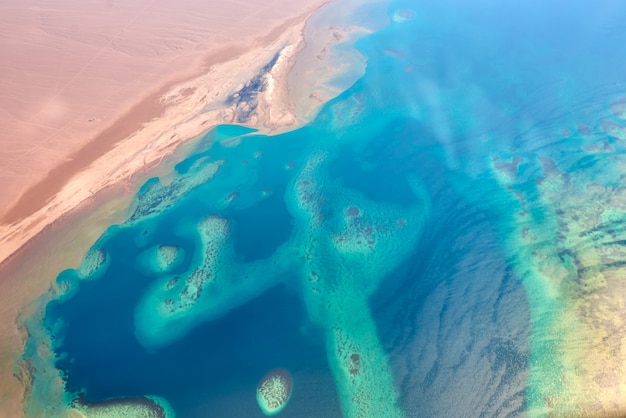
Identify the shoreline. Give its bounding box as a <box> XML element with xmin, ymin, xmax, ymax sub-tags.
<box><xmin>0</xmin><ymin>0</ymin><xmax>381</xmax><ymax>414</ymax></box>
<box><xmin>0</xmin><ymin>4</ymin><xmax>332</xmax><ymax>228</ymax></box>
<box><xmin>0</xmin><ymin>182</ymin><xmax>136</xmax><ymax>417</ymax></box>
<box><xmin>0</xmin><ymin>0</ymin><xmax>344</xmax><ymax>221</ymax></box>
<box><xmin>0</xmin><ymin>2</ymin><xmax>327</xmax><ymax>268</ymax></box>
<box><xmin>0</xmin><ymin>0</ymin><xmax>378</xmax><ymax>270</ymax></box>
<box><xmin>0</xmin><ymin>9</ymin><xmax>318</xmax><ymax>414</ymax></box>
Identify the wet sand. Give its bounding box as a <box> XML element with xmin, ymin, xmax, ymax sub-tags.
<box><xmin>0</xmin><ymin>0</ymin><xmax>380</xmax><ymax>414</ymax></box>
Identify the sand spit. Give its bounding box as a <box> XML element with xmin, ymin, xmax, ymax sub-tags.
<box><xmin>0</xmin><ymin>0</ymin><xmax>372</xmax><ymax>267</ymax></box>
<box><xmin>0</xmin><ymin>0</ymin><xmax>380</xmax><ymax>268</ymax></box>
<box><xmin>0</xmin><ymin>0</ymin><xmax>335</xmax><ymax>218</ymax></box>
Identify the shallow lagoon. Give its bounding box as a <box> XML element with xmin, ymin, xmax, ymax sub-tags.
<box><xmin>25</xmin><ymin>0</ymin><xmax>626</xmax><ymax>416</ymax></box>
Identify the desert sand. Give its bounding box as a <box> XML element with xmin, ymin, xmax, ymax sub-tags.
<box><xmin>0</xmin><ymin>0</ymin><xmax>383</xmax><ymax>267</ymax></box>
<box><xmin>0</xmin><ymin>0</ymin><xmax>382</xmax><ymax>414</ymax></box>
<box><xmin>0</xmin><ymin>0</ymin><xmax>338</xmax><ymax>221</ymax></box>
<box><xmin>0</xmin><ymin>0</ymin><xmax>329</xmax><ymax>227</ymax></box>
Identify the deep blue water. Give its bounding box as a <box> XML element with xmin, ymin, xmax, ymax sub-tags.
<box><xmin>26</xmin><ymin>0</ymin><xmax>626</xmax><ymax>416</ymax></box>
<box><xmin>45</xmin><ymin>127</ymin><xmax>344</xmax><ymax>416</ymax></box>
<box><xmin>49</xmin><ymin>280</ymin><xmax>337</xmax><ymax>417</ymax></box>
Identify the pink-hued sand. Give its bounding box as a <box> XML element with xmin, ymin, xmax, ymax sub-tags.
<box><xmin>0</xmin><ymin>0</ymin><xmax>381</xmax><ymax>414</ymax></box>
<box><xmin>0</xmin><ymin>0</ymin><xmax>334</xmax><ymax>265</ymax></box>
<box><xmin>0</xmin><ymin>0</ymin><xmax>328</xmax><ymax>224</ymax></box>
<box><xmin>0</xmin><ymin>0</ymin><xmax>379</xmax><ymax>269</ymax></box>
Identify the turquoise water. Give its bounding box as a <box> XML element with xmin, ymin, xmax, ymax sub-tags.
<box><xmin>24</xmin><ymin>0</ymin><xmax>626</xmax><ymax>416</ymax></box>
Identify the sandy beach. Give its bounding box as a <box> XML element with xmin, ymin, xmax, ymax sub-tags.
<box><xmin>0</xmin><ymin>0</ymin><xmax>380</xmax><ymax>414</ymax></box>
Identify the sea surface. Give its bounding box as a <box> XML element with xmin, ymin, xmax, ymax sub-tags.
<box><xmin>23</xmin><ymin>0</ymin><xmax>626</xmax><ymax>416</ymax></box>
